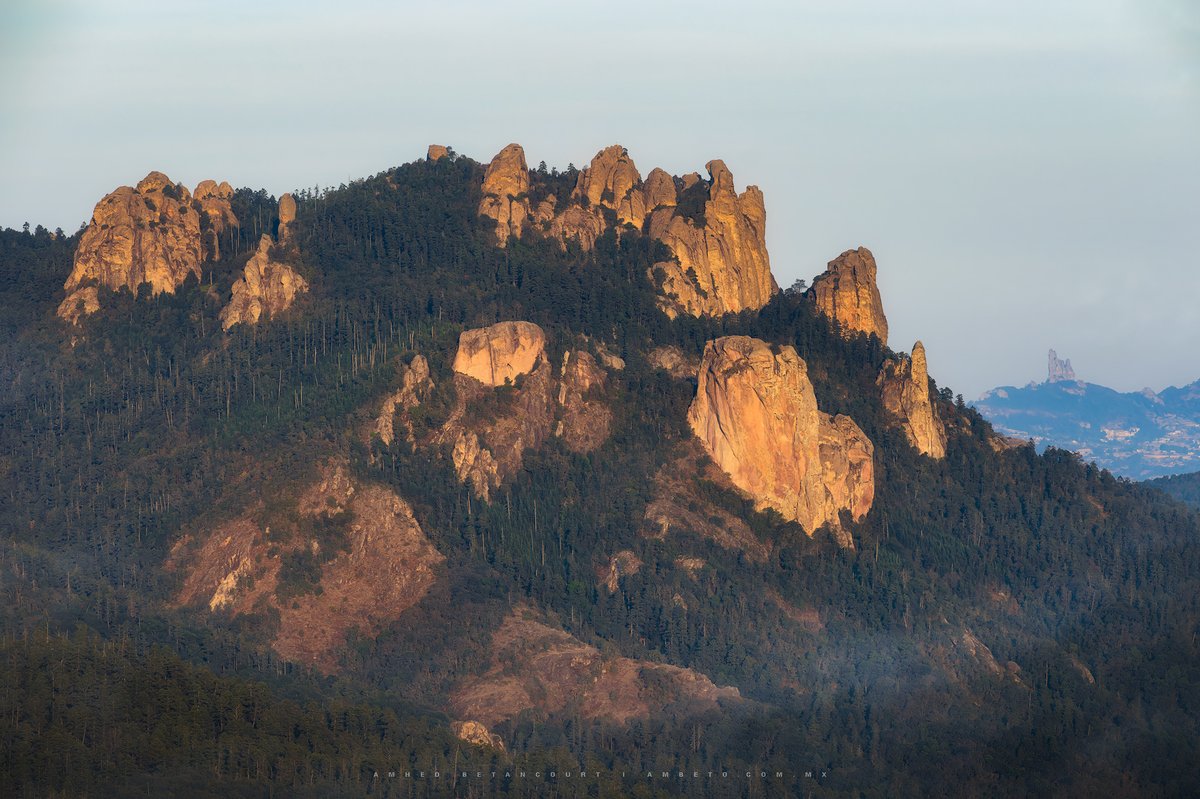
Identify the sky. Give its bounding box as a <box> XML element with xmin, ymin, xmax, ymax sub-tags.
<box><xmin>1</xmin><ymin>0</ymin><xmax>1197</xmax><ymax>398</ymax></box>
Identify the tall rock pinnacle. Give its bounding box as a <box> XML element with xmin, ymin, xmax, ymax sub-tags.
<box><xmin>878</xmin><ymin>341</ymin><xmax>947</xmax><ymax>458</ymax></box>
<box><xmin>1047</xmin><ymin>349</ymin><xmax>1076</xmax><ymax>383</ymax></box>
<box><xmin>810</xmin><ymin>247</ymin><xmax>889</xmax><ymax>345</ymax></box>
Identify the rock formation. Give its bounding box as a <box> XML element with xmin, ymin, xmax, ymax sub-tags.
<box><xmin>878</xmin><ymin>341</ymin><xmax>947</xmax><ymax>458</ymax></box>
<box><xmin>555</xmin><ymin>349</ymin><xmax>611</xmax><ymax>452</ymax></box>
<box><xmin>219</xmin><ymin>235</ymin><xmax>308</xmax><ymax>329</ymax></box>
<box><xmin>443</xmin><ymin>323</ymin><xmax>556</xmax><ymax>499</ymax></box>
<box><xmin>452</xmin><ymin>321</ymin><xmax>546</xmax><ymax>387</ymax></box>
<box><xmin>475</xmin><ymin>145</ymin><xmax>777</xmax><ymax>317</ymax></box>
<box><xmin>193</xmin><ymin>179</ymin><xmax>238</xmax><ymax>260</ymax></box>
<box><xmin>374</xmin><ymin>355</ymin><xmax>433</xmax><ymax>445</ymax></box>
<box><xmin>173</xmin><ymin>460</ymin><xmax>444</xmax><ymax>672</ymax></box>
<box><xmin>811</xmin><ymin>247</ymin><xmax>888</xmax><ymax>344</ymax></box>
<box><xmin>686</xmin><ymin>336</ymin><xmax>874</xmax><ymax>536</ymax></box>
<box><xmin>599</xmin><ymin>550</ymin><xmax>643</xmax><ymax>593</ymax></box>
<box><xmin>1048</xmin><ymin>349</ymin><xmax>1076</xmax><ymax>383</ymax></box>
<box><xmin>452</xmin><ymin>720</ymin><xmax>504</xmax><ymax>751</ymax></box>
<box><xmin>648</xmin><ymin>160</ymin><xmax>777</xmax><ymax>317</ymax></box>
<box><xmin>58</xmin><ymin>171</ymin><xmax>235</xmax><ymax>323</ymax></box>
<box><xmin>427</xmin><ymin>144</ymin><xmax>449</xmax><ymax>162</ymax></box>
<box><xmin>478</xmin><ymin>143</ymin><xmax>532</xmax><ymax>245</ymax></box>
<box><xmin>276</xmin><ymin>192</ymin><xmax>296</xmax><ymax>243</ymax></box>
<box><xmin>450</xmin><ymin>606</ymin><xmax>739</xmax><ymax>727</ymax></box>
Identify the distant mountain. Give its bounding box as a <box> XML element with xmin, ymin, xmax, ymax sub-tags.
<box><xmin>974</xmin><ymin>350</ymin><xmax>1200</xmax><ymax>479</ymax></box>
<box><xmin>1146</xmin><ymin>471</ymin><xmax>1200</xmax><ymax>508</ymax></box>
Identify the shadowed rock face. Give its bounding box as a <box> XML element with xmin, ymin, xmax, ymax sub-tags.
<box><xmin>687</xmin><ymin>336</ymin><xmax>874</xmax><ymax>537</ymax></box>
<box><xmin>172</xmin><ymin>460</ymin><xmax>443</xmax><ymax>673</ymax></box>
<box><xmin>450</xmin><ymin>606</ymin><xmax>740</xmax><ymax>728</ymax></box>
<box><xmin>58</xmin><ymin>171</ymin><xmax>236</xmax><ymax>323</ymax></box>
<box><xmin>811</xmin><ymin>247</ymin><xmax>888</xmax><ymax>345</ymax></box>
<box><xmin>219</xmin><ymin>235</ymin><xmax>308</xmax><ymax>329</ymax></box>
<box><xmin>879</xmin><ymin>341</ymin><xmax>947</xmax><ymax>458</ymax></box>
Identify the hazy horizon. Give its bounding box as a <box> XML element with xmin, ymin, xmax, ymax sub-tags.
<box><xmin>2</xmin><ymin>0</ymin><xmax>1197</xmax><ymax>398</ymax></box>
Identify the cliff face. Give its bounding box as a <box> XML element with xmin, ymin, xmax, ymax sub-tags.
<box><xmin>59</xmin><ymin>171</ymin><xmax>235</xmax><ymax>323</ymax></box>
<box><xmin>648</xmin><ymin>160</ymin><xmax>777</xmax><ymax>318</ymax></box>
<box><xmin>437</xmin><ymin>322</ymin><xmax>614</xmax><ymax>499</ymax></box>
<box><xmin>475</xmin><ymin>144</ymin><xmax>777</xmax><ymax>317</ymax></box>
<box><xmin>878</xmin><ymin>341</ymin><xmax>947</xmax><ymax>458</ymax></box>
<box><xmin>686</xmin><ymin>336</ymin><xmax>874</xmax><ymax>536</ymax></box>
<box><xmin>219</xmin><ymin>235</ymin><xmax>308</xmax><ymax>329</ymax></box>
<box><xmin>811</xmin><ymin>247</ymin><xmax>889</xmax><ymax>344</ymax></box>
<box><xmin>478</xmin><ymin>143</ymin><xmax>532</xmax><ymax>246</ymax></box>
<box><xmin>374</xmin><ymin>355</ymin><xmax>434</xmax><ymax>446</ymax></box>
<box><xmin>452</xmin><ymin>321</ymin><xmax>547</xmax><ymax>387</ymax></box>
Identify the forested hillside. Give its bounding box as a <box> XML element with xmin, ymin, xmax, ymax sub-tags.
<box><xmin>1</xmin><ymin>150</ymin><xmax>1198</xmax><ymax>797</ymax></box>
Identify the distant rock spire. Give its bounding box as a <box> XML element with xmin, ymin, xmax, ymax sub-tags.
<box><xmin>1047</xmin><ymin>349</ymin><xmax>1076</xmax><ymax>383</ymax></box>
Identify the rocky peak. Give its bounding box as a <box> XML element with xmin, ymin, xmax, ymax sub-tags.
<box><xmin>573</xmin><ymin>144</ymin><xmax>644</xmax><ymax>225</ymax></box>
<box><xmin>687</xmin><ymin>336</ymin><xmax>873</xmax><ymax>538</ymax></box>
<box><xmin>219</xmin><ymin>235</ymin><xmax>308</xmax><ymax>330</ymax></box>
<box><xmin>643</xmin><ymin>167</ymin><xmax>677</xmax><ymax>210</ymax></box>
<box><xmin>878</xmin><ymin>341</ymin><xmax>947</xmax><ymax>458</ymax></box>
<box><xmin>277</xmin><ymin>192</ymin><xmax>297</xmax><ymax>243</ymax></box>
<box><xmin>478</xmin><ymin>143</ymin><xmax>531</xmax><ymax>246</ymax></box>
<box><xmin>1048</xmin><ymin>349</ymin><xmax>1076</xmax><ymax>383</ymax></box>
<box><xmin>811</xmin><ymin>247</ymin><xmax>889</xmax><ymax>345</ymax></box>
<box><xmin>452</xmin><ymin>321</ymin><xmax>546</xmax><ymax>387</ymax></box>
<box><xmin>427</xmin><ymin>144</ymin><xmax>449</xmax><ymax>162</ymax></box>
<box><xmin>648</xmin><ymin>160</ymin><xmax>777</xmax><ymax>318</ymax></box>
<box><xmin>58</xmin><ymin>170</ymin><xmax>235</xmax><ymax>323</ymax></box>
<box><xmin>473</xmin><ymin>145</ymin><xmax>777</xmax><ymax>317</ymax></box>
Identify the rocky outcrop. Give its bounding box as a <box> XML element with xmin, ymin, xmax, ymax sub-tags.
<box><xmin>573</xmin><ymin>144</ymin><xmax>645</xmax><ymax>226</ymax></box>
<box><xmin>478</xmin><ymin>143</ymin><xmax>531</xmax><ymax>245</ymax></box>
<box><xmin>686</xmin><ymin>336</ymin><xmax>874</xmax><ymax>537</ymax></box>
<box><xmin>811</xmin><ymin>247</ymin><xmax>888</xmax><ymax>344</ymax></box>
<box><xmin>452</xmin><ymin>720</ymin><xmax>504</xmax><ymax>751</ymax></box>
<box><xmin>219</xmin><ymin>235</ymin><xmax>308</xmax><ymax>329</ymax></box>
<box><xmin>1048</xmin><ymin>349</ymin><xmax>1076</xmax><ymax>383</ymax></box>
<box><xmin>374</xmin><ymin>355</ymin><xmax>433</xmax><ymax>445</ymax></box>
<box><xmin>648</xmin><ymin>160</ymin><xmax>777</xmax><ymax>318</ymax></box>
<box><xmin>58</xmin><ymin>171</ymin><xmax>235</xmax><ymax>322</ymax></box>
<box><xmin>452</xmin><ymin>321</ymin><xmax>546</xmax><ymax>387</ymax></box>
<box><xmin>556</xmin><ymin>349</ymin><xmax>611</xmax><ymax>452</ymax></box>
<box><xmin>450</xmin><ymin>606</ymin><xmax>739</xmax><ymax>727</ymax></box>
<box><xmin>193</xmin><ymin>179</ymin><xmax>238</xmax><ymax>261</ymax></box>
<box><xmin>599</xmin><ymin>550</ymin><xmax>643</xmax><ymax>593</ymax></box>
<box><xmin>475</xmin><ymin>145</ymin><xmax>777</xmax><ymax>317</ymax></box>
<box><xmin>427</xmin><ymin>144</ymin><xmax>449</xmax><ymax>162</ymax></box>
<box><xmin>276</xmin><ymin>192</ymin><xmax>296</xmax><ymax>243</ymax></box>
<box><xmin>173</xmin><ymin>460</ymin><xmax>444</xmax><ymax>672</ymax></box>
<box><xmin>878</xmin><ymin>341</ymin><xmax>947</xmax><ymax>458</ymax></box>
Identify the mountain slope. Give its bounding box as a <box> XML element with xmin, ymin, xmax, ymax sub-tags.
<box><xmin>0</xmin><ymin>146</ymin><xmax>1198</xmax><ymax>797</ymax></box>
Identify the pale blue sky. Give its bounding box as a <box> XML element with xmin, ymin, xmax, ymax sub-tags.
<box><xmin>2</xmin><ymin>0</ymin><xmax>1197</xmax><ymax>398</ymax></box>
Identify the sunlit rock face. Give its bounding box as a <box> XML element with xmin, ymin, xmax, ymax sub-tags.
<box><xmin>475</xmin><ymin>144</ymin><xmax>778</xmax><ymax>317</ymax></box>
<box><xmin>452</xmin><ymin>321</ymin><xmax>546</xmax><ymax>387</ymax></box>
<box><xmin>879</xmin><ymin>341</ymin><xmax>947</xmax><ymax>458</ymax></box>
<box><xmin>59</xmin><ymin>171</ymin><xmax>235</xmax><ymax>323</ymax></box>
<box><xmin>648</xmin><ymin>160</ymin><xmax>777</xmax><ymax>318</ymax></box>
<box><xmin>811</xmin><ymin>247</ymin><xmax>889</xmax><ymax>345</ymax></box>
<box><xmin>478</xmin><ymin>143</ymin><xmax>532</xmax><ymax>246</ymax></box>
<box><xmin>219</xmin><ymin>235</ymin><xmax>308</xmax><ymax>330</ymax></box>
<box><xmin>687</xmin><ymin>336</ymin><xmax>874</xmax><ymax>537</ymax></box>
